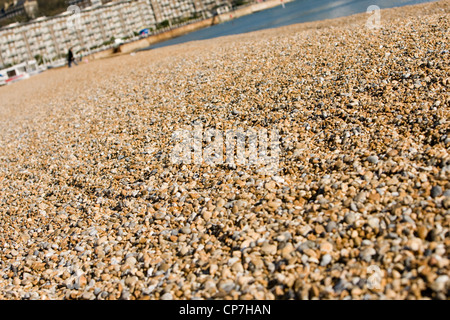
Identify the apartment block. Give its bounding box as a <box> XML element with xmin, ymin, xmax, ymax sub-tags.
<box><xmin>0</xmin><ymin>0</ymin><xmax>157</xmax><ymax>66</ymax></box>
<box><xmin>0</xmin><ymin>0</ymin><xmax>235</xmax><ymax>67</ymax></box>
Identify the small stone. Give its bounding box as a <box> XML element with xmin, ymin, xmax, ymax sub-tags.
<box><xmin>119</xmin><ymin>290</ymin><xmax>130</xmax><ymax>300</ymax></box>
<box><xmin>427</xmin><ymin>229</ymin><xmax>438</xmax><ymax>242</ymax></box>
<box><xmin>367</xmin><ymin>156</ymin><xmax>378</xmax><ymax>164</ymax></box>
<box><xmin>265</xmin><ymin>180</ymin><xmax>277</xmax><ymax>191</ymax></box>
<box><xmin>387</xmin><ymin>149</ymin><xmax>398</xmax><ymax>157</ymax></box>
<box><xmin>218</xmin><ymin>280</ymin><xmax>235</xmax><ymax>293</ymax></box>
<box><xmin>430</xmin><ymin>186</ymin><xmax>442</xmax><ymax>198</ymax></box>
<box><xmin>78</xmin><ymin>275</ymin><xmax>87</xmax><ymax>287</ymax></box>
<box><xmin>303</xmin><ymin>248</ymin><xmax>317</xmax><ymax>259</ymax></box>
<box><xmin>326</xmin><ymin>221</ymin><xmax>338</xmax><ymax>232</ymax></box>
<box><xmin>360</xmin><ymin>248</ymin><xmax>376</xmax><ymax>262</ymax></box>
<box><xmin>234</xmin><ymin>199</ymin><xmax>248</xmax><ymax>210</ymax></box>
<box><xmin>443</xmin><ymin>197</ymin><xmax>450</xmax><ymax>209</ymax></box>
<box><xmin>300</xmin><ymin>225</ymin><xmax>312</xmax><ymax>236</ymax></box>
<box><xmin>161</xmin><ymin>293</ymin><xmax>173</xmax><ymax>300</ymax></box>
<box><xmin>82</xmin><ymin>292</ymin><xmax>94</xmax><ymax>300</ymax></box>
<box><xmin>125</xmin><ymin>256</ymin><xmax>137</xmax><ymax>266</ymax></box>
<box><xmin>417</xmin><ymin>226</ymin><xmax>428</xmax><ymax>240</ymax></box>
<box><xmin>314</xmin><ymin>225</ymin><xmax>325</xmax><ymax>235</ymax></box>
<box><xmin>209</xmin><ymin>264</ymin><xmax>218</xmax><ymax>276</ymax></box>
<box><xmin>403</xmin><ymin>215</ymin><xmax>416</xmax><ymax>225</ymax></box>
<box><xmin>409</xmin><ymin>238</ymin><xmax>422</xmax><ymax>252</ymax></box>
<box><xmin>345</xmin><ymin>212</ymin><xmax>356</xmax><ymax>224</ymax></box>
<box><xmin>276</xmin><ymin>232</ymin><xmax>291</xmax><ymax>242</ymax></box>
<box><xmin>430</xmin><ymin>275</ymin><xmax>449</xmax><ymax>292</ymax></box>
<box><xmin>154</xmin><ymin>212</ymin><xmax>165</xmax><ymax>220</ymax></box>
<box><xmin>354</xmin><ymin>192</ymin><xmax>367</xmax><ymax>203</ymax></box>
<box><xmin>180</xmin><ymin>226</ymin><xmax>191</xmax><ymax>234</ymax></box>
<box><xmin>125</xmin><ymin>276</ymin><xmax>138</xmax><ymax>287</ymax></box>
<box><xmin>281</xmin><ymin>243</ymin><xmax>294</xmax><ymax>258</ymax></box>
<box><xmin>261</xmin><ymin>242</ymin><xmax>277</xmax><ymax>255</ymax></box>
<box><xmin>320</xmin><ymin>241</ymin><xmax>333</xmax><ymax>253</ymax></box>
<box><xmin>159</xmin><ymin>263</ymin><xmax>170</xmax><ymax>272</ymax></box>
<box><xmin>179</xmin><ymin>246</ymin><xmax>189</xmax><ymax>256</ymax></box>
<box><xmin>367</xmin><ymin>217</ymin><xmax>380</xmax><ymax>230</ymax></box>
<box><xmin>320</xmin><ymin>254</ymin><xmax>332</xmax><ymax>266</ymax></box>
<box><xmin>202</xmin><ymin>211</ymin><xmax>212</xmax><ymax>221</ymax></box>
<box><xmin>231</xmin><ymin>262</ymin><xmax>244</xmax><ymax>273</ymax></box>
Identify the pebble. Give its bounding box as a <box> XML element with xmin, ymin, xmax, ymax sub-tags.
<box><xmin>74</xmin><ymin>246</ymin><xmax>85</xmax><ymax>253</ymax></box>
<box><xmin>430</xmin><ymin>186</ymin><xmax>442</xmax><ymax>198</ymax></box>
<box><xmin>326</xmin><ymin>221</ymin><xmax>338</xmax><ymax>232</ymax></box>
<box><xmin>345</xmin><ymin>212</ymin><xmax>356</xmax><ymax>224</ymax></box>
<box><xmin>360</xmin><ymin>248</ymin><xmax>376</xmax><ymax>262</ymax></box>
<box><xmin>417</xmin><ymin>226</ymin><xmax>428</xmax><ymax>240</ymax></box>
<box><xmin>320</xmin><ymin>254</ymin><xmax>332</xmax><ymax>266</ymax></box>
<box><xmin>430</xmin><ymin>275</ymin><xmax>449</xmax><ymax>292</ymax></box>
<box><xmin>367</xmin><ymin>156</ymin><xmax>378</xmax><ymax>164</ymax></box>
<box><xmin>180</xmin><ymin>227</ymin><xmax>191</xmax><ymax>235</ymax></box>
<box><xmin>443</xmin><ymin>197</ymin><xmax>450</xmax><ymax>210</ymax></box>
<box><xmin>261</xmin><ymin>243</ymin><xmax>277</xmax><ymax>256</ymax></box>
<box><xmin>276</xmin><ymin>232</ymin><xmax>291</xmax><ymax>242</ymax></box>
<box><xmin>125</xmin><ymin>256</ymin><xmax>137</xmax><ymax>266</ymax></box>
<box><xmin>160</xmin><ymin>293</ymin><xmax>173</xmax><ymax>300</ymax></box>
<box><xmin>368</xmin><ymin>217</ymin><xmax>380</xmax><ymax>230</ymax></box>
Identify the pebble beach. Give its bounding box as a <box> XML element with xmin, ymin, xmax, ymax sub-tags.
<box><xmin>0</xmin><ymin>1</ymin><xmax>449</xmax><ymax>300</ymax></box>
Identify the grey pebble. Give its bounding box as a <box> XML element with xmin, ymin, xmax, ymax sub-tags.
<box><xmin>367</xmin><ymin>155</ymin><xmax>378</xmax><ymax>164</ymax></box>
<box><xmin>431</xmin><ymin>186</ymin><xmax>442</xmax><ymax>198</ymax></box>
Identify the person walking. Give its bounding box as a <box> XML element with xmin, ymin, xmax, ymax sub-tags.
<box><xmin>67</xmin><ymin>48</ymin><xmax>78</xmax><ymax>68</ymax></box>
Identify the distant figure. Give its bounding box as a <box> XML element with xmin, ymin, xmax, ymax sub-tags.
<box><xmin>67</xmin><ymin>48</ymin><xmax>78</xmax><ymax>68</ymax></box>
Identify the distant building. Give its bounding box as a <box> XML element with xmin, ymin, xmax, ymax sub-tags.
<box><xmin>147</xmin><ymin>0</ymin><xmax>232</xmax><ymax>24</ymax></box>
<box><xmin>67</xmin><ymin>1</ymin><xmax>116</xmax><ymax>9</ymax></box>
<box><xmin>67</xmin><ymin>0</ymin><xmax>93</xmax><ymax>10</ymax></box>
<box><xmin>0</xmin><ymin>0</ymin><xmax>237</xmax><ymax>67</ymax></box>
<box><xmin>192</xmin><ymin>0</ymin><xmax>232</xmax><ymax>15</ymax></box>
<box><xmin>149</xmin><ymin>0</ymin><xmax>195</xmax><ymax>24</ymax></box>
<box><xmin>0</xmin><ymin>0</ymin><xmax>157</xmax><ymax>67</ymax></box>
